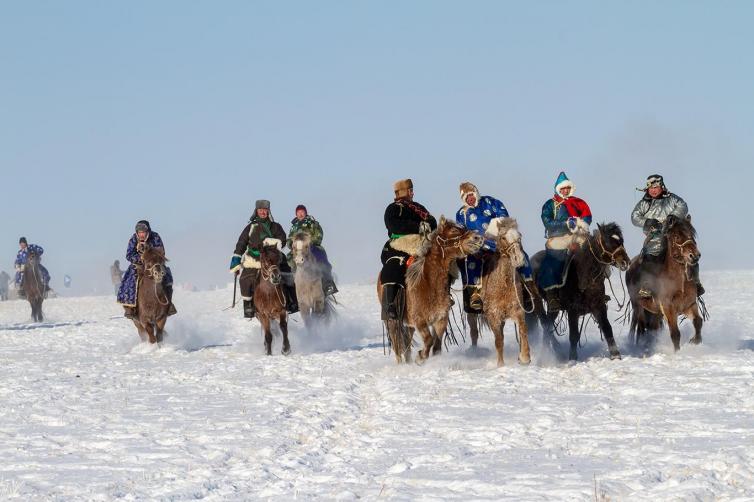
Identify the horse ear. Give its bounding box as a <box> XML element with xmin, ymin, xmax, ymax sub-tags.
<box><xmin>439</xmin><ymin>215</ymin><xmax>447</xmax><ymax>227</ymax></box>
<box><xmin>686</xmin><ymin>214</ymin><xmax>692</xmax><ymax>222</ymax></box>
<box><xmin>665</xmin><ymin>215</ymin><xmax>677</xmax><ymax>229</ymax></box>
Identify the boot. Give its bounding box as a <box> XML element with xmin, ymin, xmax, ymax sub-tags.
<box><xmin>322</xmin><ymin>277</ymin><xmax>338</xmax><ymax>296</ymax></box>
<box><xmin>17</xmin><ymin>287</ymin><xmax>25</xmax><ymax>299</ymax></box>
<box><xmin>469</xmin><ymin>286</ymin><xmax>483</xmax><ymax>311</ymax></box>
<box><xmin>545</xmin><ymin>288</ymin><xmax>561</xmax><ymax>312</ymax></box>
<box><xmin>383</xmin><ymin>284</ymin><xmax>402</xmax><ymax>320</ymax></box>
<box><xmin>124</xmin><ymin>306</ymin><xmax>136</xmax><ymax>319</ymax></box>
<box><xmin>243</xmin><ymin>300</ymin><xmax>255</xmax><ymax>319</ymax></box>
<box><xmin>165</xmin><ymin>284</ymin><xmax>177</xmax><ymax>316</ymax></box>
<box><xmin>284</xmin><ymin>285</ymin><xmax>299</xmax><ymax>314</ymax></box>
<box><xmin>690</xmin><ymin>263</ymin><xmax>705</xmax><ymax>296</ymax></box>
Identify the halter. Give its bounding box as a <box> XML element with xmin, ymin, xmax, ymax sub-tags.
<box><xmin>588</xmin><ymin>230</ymin><xmax>626</xmax><ymax>268</ymax></box>
<box><xmin>145</xmin><ymin>262</ymin><xmax>166</xmax><ymax>283</ymax></box>
<box><xmin>435</xmin><ymin>232</ymin><xmax>465</xmax><ymax>259</ymax></box>
<box><xmin>670</xmin><ymin>237</ymin><xmax>696</xmax><ymax>265</ymax></box>
<box><xmin>261</xmin><ymin>262</ymin><xmax>282</xmax><ymax>285</ymax></box>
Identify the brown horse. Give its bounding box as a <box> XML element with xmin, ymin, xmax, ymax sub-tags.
<box><xmin>255</xmin><ymin>243</ymin><xmax>291</xmax><ymax>356</ymax></box>
<box><xmin>22</xmin><ymin>250</ymin><xmax>45</xmax><ymax>322</ymax></box>
<box><xmin>133</xmin><ymin>246</ymin><xmax>171</xmax><ymax>344</ymax></box>
<box><xmin>627</xmin><ymin>215</ymin><xmax>703</xmax><ymax>352</ymax></box>
<box><xmin>532</xmin><ymin>222</ymin><xmax>630</xmax><ymax>361</ymax></box>
<box><xmin>377</xmin><ymin>217</ymin><xmax>483</xmax><ymax>364</ymax></box>
<box><xmin>470</xmin><ymin>218</ymin><xmax>532</xmax><ymax>367</ymax></box>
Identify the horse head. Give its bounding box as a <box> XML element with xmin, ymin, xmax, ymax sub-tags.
<box><xmin>141</xmin><ymin>246</ymin><xmax>168</xmax><ymax>283</ymax></box>
<box><xmin>434</xmin><ymin>216</ymin><xmax>483</xmax><ymax>260</ymax></box>
<box><xmin>260</xmin><ymin>238</ymin><xmax>283</xmax><ymax>284</ymax></box>
<box><xmin>488</xmin><ymin>217</ymin><xmax>525</xmax><ymax>268</ymax></box>
<box><xmin>664</xmin><ymin>215</ymin><xmax>700</xmax><ymax>266</ymax></box>
<box><xmin>291</xmin><ymin>232</ymin><xmax>312</xmax><ymax>266</ymax></box>
<box><xmin>593</xmin><ymin>222</ymin><xmax>630</xmax><ymax>271</ymax></box>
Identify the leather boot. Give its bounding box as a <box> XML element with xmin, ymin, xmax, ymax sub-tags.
<box><xmin>284</xmin><ymin>285</ymin><xmax>299</xmax><ymax>314</ymax></box>
<box><xmin>124</xmin><ymin>306</ymin><xmax>136</xmax><ymax>319</ymax></box>
<box><xmin>383</xmin><ymin>284</ymin><xmax>402</xmax><ymax>320</ymax></box>
<box><xmin>322</xmin><ymin>276</ymin><xmax>338</xmax><ymax>296</ymax></box>
<box><xmin>545</xmin><ymin>288</ymin><xmax>561</xmax><ymax>312</ymax></box>
<box><xmin>165</xmin><ymin>284</ymin><xmax>177</xmax><ymax>316</ymax></box>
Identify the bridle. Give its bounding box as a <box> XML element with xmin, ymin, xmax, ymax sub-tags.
<box><xmin>145</xmin><ymin>262</ymin><xmax>166</xmax><ymax>283</ymax></box>
<box><xmin>588</xmin><ymin>230</ymin><xmax>627</xmax><ymax>270</ymax></box>
<box><xmin>435</xmin><ymin>230</ymin><xmax>479</xmax><ymax>259</ymax></box>
<box><xmin>670</xmin><ymin>236</ymin><xmax>697</xmax><ymax>265</ymax></box>
<box><xmin>261</xmin><ymin>261</ymin><xmax>282</xmax><ymax>285</ymax></box>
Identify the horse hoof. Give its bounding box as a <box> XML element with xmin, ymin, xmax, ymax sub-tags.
<box><xmin>568</xmin><ymin>350</ymin><xmax>578</xmax><ymax>362</ymax></box>
<box><xmin>415</xmin><ymin>355</ymin><xmax>427</xmax><ymax>366</ymax></box>
<box><xmin>609</xmin><ymin>352</ymin><xmax>622</xmax><ymax>360</ymax></box>
<box><xmin>518</xmin><ymin>358</ymin><xmax>531</xmax><ymax>366</ymax></box>
<box><xmin>282</xmin><ymin>346</ymin><xmax>291</xmax><ymax>356</ymax></box>
<box><xmin>689</xmin><ymin>336</ymin><xmax>702</xmax><ymax>345</ymax></box>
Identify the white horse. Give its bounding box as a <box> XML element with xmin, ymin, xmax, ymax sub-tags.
<box><xmin>290</xmin><ymin>233</ymin><xmax>335</xmax><ymax>328</ymax></box>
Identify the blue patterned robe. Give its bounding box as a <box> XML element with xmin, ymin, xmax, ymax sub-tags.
<box><xmin>455</xmin><ymin>196</ymin><xmax>532</xmax><ymax>288</ymax></box>
<box><xmin>116</xmin><ymin>232</ymin><xmax>173</xmax><ymax>306</ymax></box>
<box><xmin>15</xmin><ymin>244</ymin><xmax>51</xmax><ymax>287</ymax></box>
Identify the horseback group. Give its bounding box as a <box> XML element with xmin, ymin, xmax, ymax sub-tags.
<box><xmin>377</xmin><ymin>172</ymin><xmax>705</xmax><ymax>364</ymax></box>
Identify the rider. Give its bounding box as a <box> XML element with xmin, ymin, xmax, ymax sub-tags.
<box><xmin>455</xmin><ymin>182</ymin><xmax>534</xmax><ymax>313</ymax></box>
<box><xmin>230</xmin><ymin>200</ymin><xmax>299</xmax><ymax>318</ymax></box>
<box><xmin>117</xmin><ymin>220</ymin><xmax>177</xmax><ymax>319</ymax></box>
<box><xmin>286</xmin><ymin>204</ymin><xmax>338</xmax><ymax>296</ymax></box>
<box><xmin>631</xmin><ymin>174</ymin><xmax>704</xmax><ymax>298</ymax></box>
<box><xmin>380</xmin><ymin>178</ymin><xmax>437</xmax><ymax>320</ymax></box>
<box><xmin>14</xmin><ymin>237</ymin><xmax>51</xmax><ymax>297</ymax></box>
<box><xmin>538</xmin><ymin>172</ymin><xmax>592</xmax><ymax>311</ymax></box>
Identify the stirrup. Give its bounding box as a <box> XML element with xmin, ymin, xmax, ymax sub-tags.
<box><xmin>167</xmin><ymin>303</ymin><xmax>177</xmax><ymax>316</ymax></box>
<box><xmin>638</xmin><ymin>288</ymin><xmax>653</xmax><ymax>299</ymax></box>
<box><xmin>469</xmin><ymin>294</ymin><xmax>483</xmax><ymax>311</ymax></box>
<box><xmin>123</xmin><ymin>306</ymin><xmax>136</xmax><ymax>319</ymax></box>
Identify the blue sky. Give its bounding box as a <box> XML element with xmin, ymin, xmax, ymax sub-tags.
<box><xmin>1</xmin><ymin>1</ymin><xmax>751</xmax><ymax>294</ymax></box>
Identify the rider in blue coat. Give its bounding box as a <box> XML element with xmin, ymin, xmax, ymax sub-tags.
<box><xmin>15</xmin><ymin>237</ymin><xmax>51</xmax><ymax>296</ymax></box>
<box><xmin>117</xmin><ymin>220</ymin><xmax>176</xmax><ymax>319</ymax></box>
<box><xmin>455</xmin><ymin>182</ymin><xmax>533</xmax><ymax>312</ymax></box>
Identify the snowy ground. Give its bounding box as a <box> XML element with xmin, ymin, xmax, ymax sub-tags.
<box><xmin>1</xmin><ymin>271</ymin><xmax>753</xmax><ymax>501</ymax></box>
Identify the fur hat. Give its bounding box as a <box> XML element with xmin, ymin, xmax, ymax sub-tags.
<box><xmin>459</xmin><ymin>182</ymin><xmax>480</xmax><ymax>208</ymax></box>
<box><xmin>135</xmin><ymin>220</ymin><xmax>151</xmax><ymax>232</ymax></box>
<box><xmin>644</xmin><ymin>174</ymin><xmax>667</xmax><ymax>192</ymax></box>
<box><xmin>295</xmin><ymin>204</ymin><xmax>307</xmax><ymax>214</ymax></box>
<box><xmin>19</xmin><ymin>236</ymin><xmax>27</xmax><ymax>245</ymax></box>
<box><xmin>554</xmin><ymin>171</ymin><xmax>575</xmax><ymax>197</ymax></box>
<box><xmin>393</xmin><ymin>179</ymin><xmax>413</xmax><ymax>199</ymax></box>
<box><xmin>255</xmin><ymin>200</ymin><xmax>271</xmax><ymax>210</ymax></box>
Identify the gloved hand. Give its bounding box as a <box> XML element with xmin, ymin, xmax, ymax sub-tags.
<box><xmin>15</xmin><ymin>264</ymin><xmax>25</xmax><ymax>272</ymax></box>
<box><xmin>418</xmin><ymin>221</ymin><xmax>432</xmax><ymax>236</ymax></box>
<box><xmin>567</xmin><ymin>217</ymin><xmax>578</xmax><ymax>231</ymax></box>
<box><xmin>643</xmin><ymin>218</ymin><xmax>661</xmax><ymax>233</ymax></box>
<box><xmin>229</xmin><ymin>255</ymin><xmax>242</xmax><ymax>274</ymax></box>
<box><xmin>136</xmin><ymin>241</ymin><xmax>146</xmax><ymax>253</ymax></box>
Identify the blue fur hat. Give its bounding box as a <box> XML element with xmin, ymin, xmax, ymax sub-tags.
<box><xmin>554</xmin><ymin>171</ymin><xmax>575</xmax><ymax>195</ymax></box>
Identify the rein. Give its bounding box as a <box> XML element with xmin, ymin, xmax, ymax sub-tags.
<box><xmin>143</xmin><ymin>262</ymin><xmax>169</xmax><ymax>306</ymax></box>
<box><xmin>588</xmin><ymin>231</ymin><xmax>626</xmax><ymax>267</ymax></box>
<box><xmin>260</xmin><ymin>260</ymin><xmax>286</xmax><ymax>308</ymax></box>
<box><xmin>435</xmin><ymin>233</ymin><xmax>466</xmax><ymax>259</ymax></box>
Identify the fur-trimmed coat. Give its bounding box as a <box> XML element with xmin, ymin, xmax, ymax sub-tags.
<box><xmin>234</xmin><ymin>216</ymin><xmax>287</xmax><ymax>259</ymax></box>
<box><xmin>631</xmin><ymin>192</ymin><xmax>688</xmax><ymax>256</ymax></box>
<box><xmin>287</xmin><ymin>215</ymin><xmax>323</xmax><ymax>248</ymax></box>
<box><xmin>541</xmin><ymin>195</ymin><xmax>592</xmax><ymax>239</ymax></box>
<box><xmin>384</xmin><ymin>199</ymin><xmax>437</xmax><ymax>238</ymax></box>
<box><xmin>456</xmin><ymin>195</ymin><xmax>509</xmax><ymax>252</ymax></box>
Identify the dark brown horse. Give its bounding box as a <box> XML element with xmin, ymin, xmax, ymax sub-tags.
<box><xmin>22</xmin><ymin>249</ymin><xmax>45</xmax><ymax>322</ymax></box>
<box><xmin>532</xmin><ymin>222</ymin><xmax>630</xmax><ymax>361</ymax></box>
<box><xmin>627</xmin><ymin>215</ymin><xmax>703</xmax><ymax>352</ymax></box>
<box><xmin>132</xmin><ymin>246</ymin><xmax>171</xmax><ymax>344</ymax></box>
<box><xmin>377</xmin><ymin>217</ymin><xmax>483</xmax><ymax>364</ymax></box>
<box><xmin>255</xmin><ymin>243</ymin><xmax>291</xmax><ymax>356</ymax></box>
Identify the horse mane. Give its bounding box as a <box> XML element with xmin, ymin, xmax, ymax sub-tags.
<box><xmin>142</xmin><ymin>246</ymin><xmax>167</xmax><ymax>263</ymax></box>
<box><xmin>664</xmin><ymin>215</ymin><xmax>697</xmax><ymax>240</ymax></box>
<box><xmin>597</xmin><ymin>221</ymin><xmax>622</xmax><ymax>238</ymax></box>
<box><xmin>405</xmin><ymin>229</ymin><xmax>438</xmax><ymax>289</ymax></box>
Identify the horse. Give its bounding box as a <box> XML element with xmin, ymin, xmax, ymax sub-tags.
<box><xmin>132</xmin><ymin>246</ymin><xmax>171</xmax><ymax>344</ymax></box>
<box><xmin>377</xmin><ymin>217</ymin><xmax>484</xmax><ymax>364</ymax></box>
<box><xmin>254</xmin><ymin>242</ymin><xmax>291</xmax><ymax>356</ymax></box>
<box><xmin>22</xmin><ymin>250</ymin><xmax>45</xmax><ymax>322</ymax></box>
<box><xmin>290</xmin><ymin>232</ymin><xmax>334</xmax><ymax>328</ymax></box>
<box><xmin>626</xmin><ymin>215</ymin><xmax>703</xmax><ymax>352</ymax></box>
<box><xmin>531</xmin><ymin>222</ymin><xmax>630</xmax><ymax>361</ymax></box>
<box><xmin>470</xmin><ymin>218</ymin><xmax>532</xmax><ymax>367</ymax></box>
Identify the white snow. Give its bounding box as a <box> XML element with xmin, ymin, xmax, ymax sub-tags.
<box><xmin>1</xmin><ymin>271</ymin><xmax>753</xmax><ymax>500</ymax></box>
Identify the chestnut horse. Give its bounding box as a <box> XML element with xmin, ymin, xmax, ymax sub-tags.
<box><xmin>377</xmin><ymin>217</ymin><xmax>483</xmax><ymax>364</ymax></box>
<box><xmin>133</xmin><ymin>246</ymin><xmax>171</xmax><ymax>344</ymax></box>
<box><xmin>627</xmin><ymin>215</ymin><xmax>703</xmax><ymax>352</ymax></box>
<box><xmin>471</xmin><ymin>218</ymin><xmax>532</xmax><ymax>367</ymax></box>
<box><xmin>22</xmin><ymin>249</ymin><xmax>45</xmax><ymax>322</ymax></box>
<box><xmin>532</xmin><ymin>222</ymin><xmax>630</xmax><ymax>361</ymax></box>
<box><xmin>255</xmin><ymin>243</ymin><xmax>291</xmax><ymax>356</ymax></box>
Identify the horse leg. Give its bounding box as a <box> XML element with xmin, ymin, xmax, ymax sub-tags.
<box><xmin>280</xmin><ymin>314</ymin><xmax>291</xmax><ymax>355</ymax></box>
<box><xmin>145</xmin><ymin>322</ymin><xmax>157</xmax><ymax>344</ymax></box>
<box><xmin>468</xmin><ymin>313</ymin><xmax>480</xmax><ymax>347</ymax></box>
<box><xmin>490</xmin><ymin>319</ymin><xmax>505</xmax><ymax>367</ymax></box>
<box><xmin>430</xmin><ymin>316</ymin><xmax>448</xmax><ymax>356</ymax></box>
<box><xmin>515</xmin><ymin>312</ymin><xmax>531</xmax><ymax>365</ymax></box>
<box><xmin>567</xmin><ymin>310</ymin><xmax>580</xmax><ymax>361</ymax></box>
<box><xmin>155</xmin><ymin>317</ymin><xmax>167</xmax><ymax>343</ymax></box>
<box><xmin>687</xmin><ymin>303</ymin><xmax>703</xmax><ymax>345</ymax></box>
<box><xmin>664</xmin><ymin>306</ymin><xmax>682</xmax><ymax>351</ymax></box>
<box><xmin>595</xmin><ymin>305</ymin><xmax>621</xmax><ymax>360</ymax></box>
<box><xmin>133</xmin><ymin>320</ymin><xmax>147</xmax><ymax>343</ymax></box>
<box><xmin>403</xmin><ymin>327</ymin><xmax>414</xmax><ymax>363</ymax></box>
<box><xmin>415</xmin><ymin>323</ymin><xmax>434</xmax><ymax>364</ymax></box>
<box><xmin>260</xmin><ymin>316</ymin><xmax>273</xmax><ymax>355</ymax></box>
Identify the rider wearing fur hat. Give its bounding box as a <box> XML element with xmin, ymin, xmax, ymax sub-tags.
<box><xmin>14</xmin><ymin>236</ymin><xmax>51</xmax><ymax>297</ymax></box>
<box><xmin>230</xmin><ymin>200</ymin><xmax>299</xmax><ymax>318</ymax></box>
<box><xmin>538</xmin><ymin>172</ymin><xmax>593</xmax><ymax>311</ymax></box>
<box><xmin>117</xmin><ymin>220</ymin><xmax>177</xmax><ymax>319</ymax></box>
<box><xmin>631</xmin><ymin>174</ymin><xmax>703</xmax><ymax>297</ymax></box>
<box><xmin>456</xmin><ymin>182</ymin><xmax>534</xmax><ymax>313</ymax></box>
<box><xmin>380</xmin><ymin>179</ymin><xmax>437</xmax><ymax>320</ymax></box>
<box><xmin>286</xmin><ymin>204</ymin><xmax>338</xmax><ymax>296</ymax></box>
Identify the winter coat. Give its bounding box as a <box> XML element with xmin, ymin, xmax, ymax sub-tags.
<box><xmin>15</xmin><ymin>244</ymin><xmax>44</xmax><ymax>269</ymax></box>
<box><xmin>234</xmin><ymin>216</ymin><xmax>287</xmax><ymax>259</ymax></box>
<box><xmin>125</xmin><ymin>232</ymin><xmax>165</xmax><ymax>265</ymax></box>
<box><xmin>541</xmin><ymin>195</ymin><xmax>592</xmax><ymax>239</ymax></box>
<box><xmin>287</xmin><ymin>215</ymin><xmax>324</xmax><ymax>248</ymax></box>
<box><xmin>384</xmin><ymin>199</ymin><xmax>437</xmax><ymax>238</ymax></box>
<box><xmin>631</xmin><ymin>192</ymin><xmax>688</xmax><ymax>256</ymax></box>
<box><xmin>456</xmin><ymin>195</ymin><xmax>509</xmax><ymax>252</ymax></box>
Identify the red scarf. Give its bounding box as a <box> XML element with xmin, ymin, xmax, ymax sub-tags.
<box><xmin>552</xmin><ymin>195</ymin><xmax>591</xmax><ymax>219</ymax></box>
